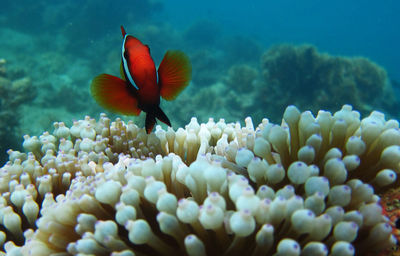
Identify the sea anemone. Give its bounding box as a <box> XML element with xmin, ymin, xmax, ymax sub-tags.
<box><xmin>0</xmin><ymin>105</ymin><xmax>398</xmax><ymax>255</ymax></box>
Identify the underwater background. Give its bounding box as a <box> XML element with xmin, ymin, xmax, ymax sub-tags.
<box><xmin>0</xmin><ymin>0</ymin><xmax>399</xmax><ymax>165</ymax></box>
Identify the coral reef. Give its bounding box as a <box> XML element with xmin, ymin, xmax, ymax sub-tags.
<box><xmin>165</xmin><ymin>82</ymin><xmax>234</xmax><ymax>126</ymax></box>
<box><xmin>41</xmin><ymin>84</ymin><xmax>90</xmax><ymax>114</ymax></box>
<box><xmin>0</xmin><ymin>59</ymin><xmax>36</xmax><ymax>165</ymax></box>
<box><xmin>165</xmin><ymin>44</ymin><xmax>400</xmax><ymax>131</ymax></box>
<box><xmin>223</xmin><ymin>64</ymin><xmax>259</xmax><ymax>94</ymax></box>
<box><xmin>259</xmin><ymin>44</ymin><xmax>399</xmax><ymax>121</ymax></box>
<box><xmin>190</xmin><ymin>49</ymin><xmax>224</xmax><ymax>87</ymax></box>
<box><xmin>0</xmin><ymin>104</ymin><xmax>398</xmax><ymax>255</ymax></box>
<box><xmin>381</xmin><ymin>188</ymin><xmax>400</xmax><ymax>242</ymax></box>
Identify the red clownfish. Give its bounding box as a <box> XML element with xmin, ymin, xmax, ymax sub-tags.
<box><xmin>91</xmin><ymin>26</ymin><xmax>192</xmax><ymax>133</ymax></box>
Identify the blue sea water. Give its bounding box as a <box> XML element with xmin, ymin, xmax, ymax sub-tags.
<box><xmin>0</xmin><ymin>0</ymin><xmax>399</xmax><ymax>164</ymax></box>
<box><xmin>161</xmin><ymin>0</ymin><xmax>400</xmax><ymax>80</ymax></box>
<box><xmin>2</xmin><ymin>1</ymin><xmax>398</xmax><ymax>76</ymax></box>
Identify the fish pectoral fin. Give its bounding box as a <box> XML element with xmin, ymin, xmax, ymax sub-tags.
<box><xmin>90</xmin><ymin>74</ymin><xmax>141</xmax><ymax>116</ymax></box>
<box><xmin>158</xmin><ymin>50</ymin><xmax>192</xmax><ymax>101</ymax></box>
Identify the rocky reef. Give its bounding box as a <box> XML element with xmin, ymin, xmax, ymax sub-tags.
<box><xmin>168</xmin><ymin>44</ymin><xmax>399</xmax><ymax>128</ymax></box>
<box><xmin>0</xmin><ymin>59</ymin><xmax>36</xmax><ymax>164</ymax></box>
<box><xmin>258</xmin><ymin>44</ymin><xmax>399</xmax><ymax>120</ymax></box>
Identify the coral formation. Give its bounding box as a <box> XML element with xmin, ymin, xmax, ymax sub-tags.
<box><xmin>259</xmin><ymin>44</ymin><xmax>399</xmax><ymax>121</ymax></box>
<box><xmin>223</xmin><ymin>64</ymin><xmax>259</xmax><ymax>94</ymax></box>
<box><xmin>381</xmin><ymin>187</ymin><xmax>400</xmax><ymax>243</ymax></box>
<box><xmin>166</xmin><ymin>44</ymin><xmax>399</xmax><ymax>132</ymax></box>
<box><xmin>0</xmin><ymin>59</ymin><xmax>37</xmax><ymax>165</ymax></box>
<box><xmin>41</xmin><ymin>84</ymin><xmax>90</xmax><ymax>113</ymax></box>
<box><xmin>190</xmin><ymin>49</ymin><xmax>224</xmax><ymax>87</ymax></box>
<box><xmin>0</xmin><ymin>104</ymin><xmax>398</xmax><ymax>255</ymax></box>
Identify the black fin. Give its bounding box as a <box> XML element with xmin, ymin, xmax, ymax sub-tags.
<box><xmin>155</xmin><ymin>106</ymin><xmax>171</xmax><ymax>127</ymax></box>
<box><xmin>145</xmin><ymin>112</ymin><xmax>157</xmax><ymax>134</ymax></box>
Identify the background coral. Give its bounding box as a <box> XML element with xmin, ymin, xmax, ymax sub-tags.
<box><xmin>0</xmin><ymin>59</ymin><xmax>36</xmax><ymax>164</ymax></box>
<box><xmin>258</xmin><ymin>44</ymin><xmax>399</xmax><ymax>121</ymax></box>
<box><xmin>163</xmin><ymin>44</ymin><xmax>400</xmax><ymax>135</ymax></box>
<box><xmin>0</xmin><ymin>105</ymin><xmax>398</xmax><ymax>255</ymax></box>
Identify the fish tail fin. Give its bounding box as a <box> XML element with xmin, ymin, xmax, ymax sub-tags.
<box><xmin>158</xmin><ymin>50</ymin><xmax>192</xmax><ymax>100</ymax></box>
<box><xmin>145</xmin><ymin>112</ymin><xmax>157</xmax><ymax>134</ymax></box>
<box><xmin>145</xmin><ymin>106</ymin><xmax>171</xmax><ymax>133</ymax></box>
<box><xmin>155</xmin><ymin>106</ymin><xmax>172</xmax><ymax>127</ymax></box>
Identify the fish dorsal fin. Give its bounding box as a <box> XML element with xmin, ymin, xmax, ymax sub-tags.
<box><xmin>90</xmin><ymin>74</ymin><xmax>141</xmax><ymax>116</ymax></box>
<box><xmin>158</xmin><ymin>50</ymin><xmax>192</xmax><ymax>101</ymax></box>
<box><xmin>121</xmin><ymin>25</ymin><xmax>127</xmax><ymax>37</ymax></box>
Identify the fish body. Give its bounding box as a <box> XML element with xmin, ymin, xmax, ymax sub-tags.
<box><xmin>91</xmin><ymin>26</ymin><xmax>192</xmax><ymax>133</ymax></box>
